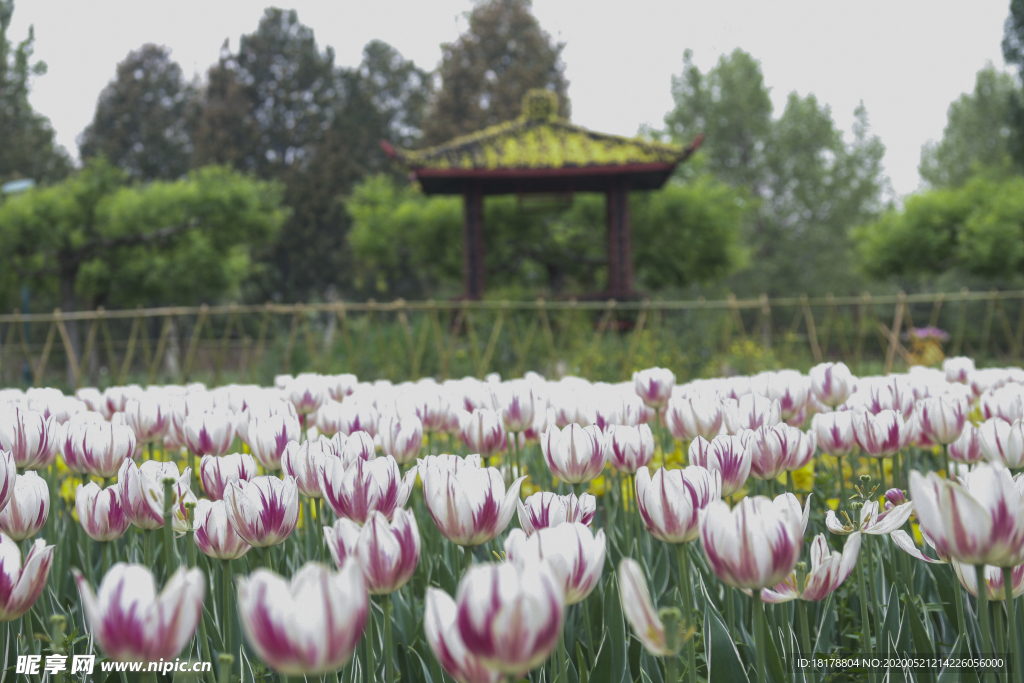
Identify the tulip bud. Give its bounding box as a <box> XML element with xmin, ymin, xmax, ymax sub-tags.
<box><xmin>237</xmin><ymin>561</ymin><xmax>367</xmax><ymax>675</ymax></box>
<box><xmin>75</xmin><ymin>564</ymin><xmax>204</xmax><ymax>662</ymax></box>
<box><xmin>223</xmin><ymin>475</ymin><xmax>299</xmax><ymax>548</ymax></box>
<box><xmin>193</xmin><ymin>498</ymin><xmax>251</xmax><ymax>560</ymax></box>
<box><xmin>199</xmin><ymin>452</ymin><xmax>257</xmax><ymax>501</ymax></box>
<box><xmin>76</xmin><ymin>482</ymin><xmax>130</xmax><ymax>542</ymax></box>
<box><xmin>0</xmin><ymin>472</ymin><xmax>49</xmax><ymax>541</ymax></box>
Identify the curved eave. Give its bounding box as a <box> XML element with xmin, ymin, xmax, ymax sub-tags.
<box><xmin>411</xmin><ymin>162</ymin><xmax>678</xmax><ymax>195</ymax></box>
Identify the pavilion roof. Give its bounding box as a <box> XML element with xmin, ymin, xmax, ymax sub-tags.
<box><xmin>383</xmin><ymin>90</ymin><xmax>702</xmax><ymax>195</ymax></box>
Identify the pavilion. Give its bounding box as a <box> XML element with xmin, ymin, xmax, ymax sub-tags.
<box><xmin>381</xmin><ymin>89</ymin><xmax>702</xmax><ymax>299</ymax></box>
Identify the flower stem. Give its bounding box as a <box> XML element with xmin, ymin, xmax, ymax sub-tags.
<box><xmin>754</xmin><ymin>590</ymin><xmax>768</xmax><ymax>683</ymax></box>
<box><xmin>162</xmin><ymin>478</ymin><xmax>176</xmax><ymax>576</ymax></box>
<box><xmin>1003</xmin><ymin>566</ymin><xmax>1023</xmax><ymax>683</ymax></box>
<box><xmin>222</xmin><ymin>559</ymin><xmax>233</xmax><ymax>655</ymax></box>
<box><xmin>976</xmin><ymin>564</ymin><xmax>994</xmax><ymax>683</ymax></box>
<box><xmin>666</xmin><ymin>651</ymin><xmax>678</xmax><ymax>683</ymax></box>
<box><xmin>383</xmin><ymin>593</ymin><xmax>394</xmax><ymax>683</ymax></box>
<box><xmin>798</xmin><ymin>599</ymin><xmax>817</xmax><ymax>683</ymax></box>
<box><xmin>866</xmin><ymin>534</ymin><xmax>884</xmax><ymax>650</ymax></box>
<box><xmin>675</xmin><ymin>543</ymin><xmax>697</xmax><ymax>683</ymax></box>
<box><xmin>365</xmin><ymin>598</ymin><xmax>376</xmax><ymax>683</ymax></box>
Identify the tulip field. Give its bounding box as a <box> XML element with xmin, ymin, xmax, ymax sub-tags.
<box><xmin>1</xmin><ymin>359</ymin><xmax>1024</xmax><ymax>682</ymax></box>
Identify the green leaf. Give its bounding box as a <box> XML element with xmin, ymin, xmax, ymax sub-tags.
<box><xmin>603</xmin><ymin>575</ymin><xmax>629</xmax><ymax>683</ymax></box>
<box><xmin>704</xmin><ymin>597</ymin><xmax>749</xmax><ymax>683</ymax></box>
<box><xmin>812</xmin><ymin>594</ymin><xmax>835</xmax><ymax>656</ymax></box>
<box><xmin>901</xmin><ymin>594</ymin><xmax>935</xmax><ymax>683</ymax></box>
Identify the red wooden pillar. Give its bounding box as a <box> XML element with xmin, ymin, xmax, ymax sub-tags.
<box><xmin>463</xmin><ymin>181</ymin><xmax>485</xmax><ymax>300</ymax></box>
<box><xmin>606</xmin><ymin>175</ymin><xmax>632</xmax><ymax>296</ymax></box>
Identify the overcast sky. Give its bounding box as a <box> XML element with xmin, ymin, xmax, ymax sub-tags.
<box><xmin>8</xmin><ymin>0</ymin><xmax>1013</xmax><ymax>197</ymax></box>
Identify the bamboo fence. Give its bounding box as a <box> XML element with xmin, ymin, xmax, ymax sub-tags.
<box><xmin>1</xmin><ymin>289</ymin><xmax>1022</xmax><ymax>389</ymax></box>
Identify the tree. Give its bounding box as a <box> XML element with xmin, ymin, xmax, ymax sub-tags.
<box><xmin>0</xmin><ymin>0</ymin><xmax>70</xmax><ymax>184</ymax></box>
<box><xmin>853</xmin><ymin>175</ymin><xmax>1024</xmax><ymax>283</ymax></box>
<box><xmin>661</xmin><ymin>49</ymin><xmax>887</xmax><ymax>296</ymax></box>
<box><xmin>421</xmin><ymin>0</ymin><xmax>569</xmax><ymax>145</ymax></box>
<box><xmin>79</xmin><ymin>44</ymin><xmax>198</xmax><ymax>181</ymax></box>
<box><xmin>192</xmin><ymin>8</ymin><xmax>336</xmax><ymax>177</ymax></box>
<box><xmin>345</xmin><ymin>173</ymin><xmax>747</xmax><ymax>298</ymax></box>
<box><xmin>0</xmin><ymin>159</ymin><xmax>287</xmax><ymax>315</ymax></box>
<box><xmin>919</xmin><ymin>65</ymin><xmax>1018</xmax><ymax>188</ymax></box>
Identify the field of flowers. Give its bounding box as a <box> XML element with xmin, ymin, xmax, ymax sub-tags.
<box><xmin>0</xmin><ymin>358</ymin><xmax>1021</xmax><ymax>682</ymax></box>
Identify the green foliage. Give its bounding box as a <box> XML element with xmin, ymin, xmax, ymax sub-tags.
<box><xmin>853</xmin><ymin>174</ymin><xmax>1024</xmax><ymax>281</ymax></box>
<box><xmin>0</xmin><ymin>0</ymin><xmax>71</xmax><ymax>184</ymax></box>
<box><xmin>919</xmin><ymin>65</ymin><xmax>1019</xmax><ymax>188</ymax></box>
<box><xmin>661</xmin><ymin>49</ymin><xmax>887</xmax><ymax>297</ymax></box>
<box><xmin>0</xmin><ymin>159</ymin><xmax>287</xmax><ymax>311</ymax></box>
<box><xmin>421</xmin><ymin>0</ymin><xmax>570</xmax><ymax>145</ymax></box>
<box><xmin>345</xmin><ymin>174</ymin><xmax>747</xmax><ymax>297</ymax></box>
<box><xmin>79</xmin><ymin>44</ymin><xmax>198</xmax><ymax>181</ymax></box>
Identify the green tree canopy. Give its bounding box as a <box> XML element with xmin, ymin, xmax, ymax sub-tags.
<box><xmin>854</xmin><ymin>175</ymin><xmax>1024</xmax><ymax>283</ymax></box>
<box><xmin>0</xmin><ymin>0</ymin><xmax>70</xmax><ymax>184</ymax></box>
<box><xmin>0</xmin><ymin>159</ymin><xmax>287</xmax><ymax>313</ymax></box>
<box><xmin>919</xmin><ymin>64</ymin><xmax>1018</xmax><ymax>188</ymax></box>
<box><xmin>79</xmin><ymin>44</ymin><xmax>198</xmax><ymax>181</ymax></box>
<box><xmin>421</xmin><ymin>0</ymin><xmax>569</xmax><ymax>145</ymax></box>
<box><xmin>345</xmin><ymin>174</ymin><xmax>747</xmax><ymax>298</ymax></box>
<box><xmin>661</xmin><ymin>49</ymin><xmax>887</xmax><ymax>297</ymax></box>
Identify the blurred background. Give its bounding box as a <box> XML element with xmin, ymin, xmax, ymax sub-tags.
<box><xmin>2</xmin><ymin>0</ymin><xmax>1024</xmax><ymax>386</ymax></box>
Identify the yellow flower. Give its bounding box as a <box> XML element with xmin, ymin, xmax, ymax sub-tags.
<box><xmin>911</xmin><ymin>521</ymin><xmax>923</xmax><ymax>546</ymax></box>
<box><xmin>521</xmin><ymin>480</ymin><xmax>544</xmax><ymax>498</ymax></box>
<box><xmin>589</xmin><ymin>475</ymin><xmax>608</xmax><ymax>497</ymax></box>
<box><xmin>826</xmin><ymin>497</ymin><xmax>841</xmax><ymax>511</ymax></box>
<box><xmin>789</xmin><ymin>461</ymin><xmax>815</xmax><ymax>492</ymax></box>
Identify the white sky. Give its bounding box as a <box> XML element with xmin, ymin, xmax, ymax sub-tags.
<box><xmin>8</xmin><ymin>0</ymin><xmax>1014</xmax><ymax>197</ymax></box>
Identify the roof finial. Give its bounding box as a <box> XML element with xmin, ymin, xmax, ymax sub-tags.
<box><xmin>522</xmin><ymin>89</ymin><xmax>558</xmax><ymax>121</ymax></box>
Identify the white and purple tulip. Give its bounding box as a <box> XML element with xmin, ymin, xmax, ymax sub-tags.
<box><xmin>618</xmin><ymin>557</ymin><xmax>676</xmax><ymax>656</ymax></box>
<box><xmin>746</xmin><ymin>423</ymin><xmax>816</xmax><ymax>480</ymax></box>
<box><xmin>910</xmin><ymin>463</ymin><xmax>1024</xmax><ymax>567</ymax></box>
<box><xmin>688</xmin><ymin>435</ymin><xmax>751</xmax><ymax>497</ymax></box>
<box><xmin>603</xmin><ymin>424</ymin><xmax>655</xmax><ymax>474</ymax></box>
<box><xmin>199</xmin><ymin>452</ymin><xmax>257</xmax><ymax>501</ymax></box>
<box><xmin>517</xmin><ymin>491</ymin><xmax>596</xmax><ymax>536</ymax></box>
<box><xmin>0</xmin><ymin>449</ymin><xmax>15</xmax><ymax>514</ymax></box>
<box><xmin>459</xmin><ymin>408</ymin><xmax>507</xmax><ymax>458</ymax></box>
<box><xmin>506</xmin><ymin>522</ymin><xmax>605</xmax><ymax>605</ymax></box>
<box><xmin>319</xmin><ymin>455</ymin><xmax>415</xmax><ymax>525</ymax></box>
<box><xmin>223</xmin><ymin>475</ymin><xmax>299</xmax><ymax>548</ymax></box>
<box><xmin>377</xmin><ymin>414</ymin><xmax>423</xmax><ymax>465</ymax></box>
<box><xmin>355</xmin><ymin>508</ymin><xmax>421</xmax><ymax>594</ymax></box>
<box><xmin>665</xmin><ymin>394</ymin><xmax>724</xmax><ymax>441</ymax></box>
<box><xmin>636</xmin><ymin>465</ymin><xmax>721</xmax><ymax>544</ymax></box>
<box><xmin>949</xmin><ymin>423</ymin><xmax>985</xmax><ymax>464</ymax></box>
<box><xmin>425</xmin><ymin>588</ymin><xmax>503</xmax><ymax>683</ymax></box>
<box><xmin>979</xmin><ymin>417</ymin><xmax>1024</xmax><ymax>470</ymax></box>
<box><xmin>74</xmin><ymin>564</ymin><xmax>204</xmax><ymax>662</ymax></box>
<box><xmin>762</xmin><ymin>533</ymin><xmax>861</xmax><ymax>603</ymax></box>
<box><xmin>69</xmin><ymin>421</ymin><xmax>137</xmax><ymax>479</ymax></box>
<box><xmin>917</xmin><ymin>395</ymin><xmax>969</xmax><ymax>446</ymax></box>
<box><xmin>123</xmin><ymin>395</ymin><xmax>170</xmax><ymax>444</ymax></box>
<box><xmin>193</xmin><ymin>498</ymin><xmax>251</xmax><ymax>560</ymax></box>
<box><xmin>118</xmin><ymin>459</ymin><xmax>195</xmax><ymax>532</ymax></box>
<box><xmin>183</xmin><ymin>410</ymin><xmax>236</xmax><ymax>457</ymax></box>
<box><xmin>633</xmin><ymin>367</ymin><xmax>675</xmax><ymax>409</ymax></box>
<box><xmin>853</xmin><ymin>409</ymin><xmax>910</xmax><ymax>458</ymax></box>
<box><xmin>0</xmin><ymin>472</ymin><xmax>48</xmax><ymax>541</ymax></box>
<box><xmin>541</xmin><ymin>423</ymin><xmax>605</xmax><ymax>484</ymax></box>
<box><xmin>951</xmin><ymin>560</ymin><xmax>1024</xmax><ymax>600</ymax></box>
<box><xmin>825</xmin><ymin>498</ymin><xmax>913</xmax><ymax>536</ymax></box>
<box><xmin>811</xmin><ymin>411</ymin><xmax>857</xmax><ymax>456</ymax></box>
<box><xmin>281</xmin><ymin>439</ymin><xmax>335</xmax><ymax>498</ymax></box>
<box><xmin>700</xmin><ymin>495</ymin><xmax>804</xmax><ymax>590</ymax></box>
<box><xmin>809</xmin><ymin>362</ymin><xmax>854</xmax><ymax>408</ymax></box>
<box><xmin>0</xmin><ymin>533</ymin><xmax>53</xmax><ymax>620</ymax></box>
<box><xmin>498</xmin><ymin>382</ymin><xmax>535</xmax><ymax>433</ymax></box>
<box><xmin>76</xmin><ymin>482</ymin><xmax>130</xmax><ymax>542</ymax></box>
<box><xmin>285</xmin><ymin>373</ymin><xmax>328</xmax><ymax>416</ymax></box>
<box><xmin>455</xmin><ymin>561</ymin><xmax>564</xmax><ymax>676</ymax></box>
<box><xmin>724</xmin><ymin>393</ymin><xmax>781</xmax><ymax>433</ymax></box>
<box><xmin>0</xmin><ymin>407</ymin><xmax>56</xmax><ymax>470</ymax></box>
<box><xmin>334</xmin><ymin>430</ymin><xmax>378</xmax><ymax>467</ymax></box>
<box><xmin>245</xmin><ymin>413</ymin><xmax>301</xmax><ymax>471</ymax></box>
<box><xmin>421</xmin><ymin>461</ymin><xmax>524</xmax><ymax>546</ymax></box>
<box><xmin>237</xmin><ymin>561</ymin><xmax>367</xmax><ymax>675</ymax></box>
